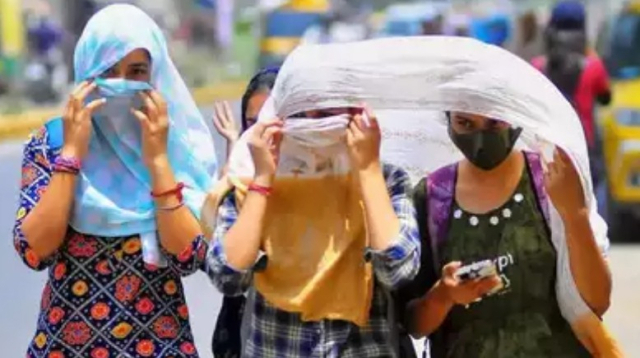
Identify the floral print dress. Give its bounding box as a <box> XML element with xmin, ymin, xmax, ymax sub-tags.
<box><xmin>14</xmin><ymin>127</ymin><xmax>208</xmax><ymax>358</ymax></box>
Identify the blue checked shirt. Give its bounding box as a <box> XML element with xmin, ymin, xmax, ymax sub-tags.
<box><xmin>206</xmin><ymin>164</ymin><xmax>420</xmax><ymax>358</ymax></box>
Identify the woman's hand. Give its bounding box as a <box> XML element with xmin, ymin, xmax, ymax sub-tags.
<box><xmin>248</xmin><ymin>119</ymin><xmax>283</xmax><ymax>186</ymax></box>
<box><xmin>439</xmin><ymin>262</ymin><xmax>502</xmax><ymax>307</ymax></box>
<box><xmin>61</xmin><ymin>81</ymin><xmax>106</xmax><ymax>159</ymax></box>
<box><xmin>346</xmin><ymin>106</ymin><xmax>382</xmax><ymax>172</ymax></box>
<box><xmin>544</xmin><ymin>147</ymin><xmax>587</xmax><ymax>218</ymax></box>
<box><xmin>132</xmin><ymin>90</ymin><xmax>170</xmax><ymax>168</ymax></box>
<box><xmin>212</xmin><ymin>101</ymin><xmax>239</xmax><ymax>143</ymax></box>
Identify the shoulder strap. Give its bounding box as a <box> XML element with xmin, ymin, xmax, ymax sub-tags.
<box><xmin>44</xmin><ymin>117</ymin><xmax>64</xmax><ymax>150</ymax></box>
<box><xmin>525</xmin><ymin>151</ymin><xmax>551</xmax><ymax>224</ymax></box>
<box><xmin>426</xmin><ymin>164</ymin><xmax>457</xmax><ymax>273</ymax></box>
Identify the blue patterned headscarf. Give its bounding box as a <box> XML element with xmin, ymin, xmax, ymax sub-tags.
<box><xmin>71</xmin><ymin>4</ymin><xmax>217</xmax><ymax>266</ymax></box>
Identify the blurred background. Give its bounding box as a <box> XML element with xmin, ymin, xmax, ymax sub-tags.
<box><xmin>0</xmin><ymin>0</ymin><xmax>639</xmax><ymax>357</ymax></box>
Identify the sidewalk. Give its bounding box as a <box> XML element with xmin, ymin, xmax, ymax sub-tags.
<box><xmin>0</xmin><ymin>80</ymin><xmax>247</xmax><ymax>141</ymax></box>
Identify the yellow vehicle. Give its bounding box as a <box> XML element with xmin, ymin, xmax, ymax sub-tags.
<box><xmin>259</xmin><ymin>0</ymin><xmax>329</xmax><ymax>68</ymax></box>
<box><xmin>0</xmin><ymin>0</ymin><xmax>26</xmax><ymax>82</ymax></box>
<box><xmin>596</xmin><ymin>2</ymin><xmax>640</xmax><ymax>240</ymax></box>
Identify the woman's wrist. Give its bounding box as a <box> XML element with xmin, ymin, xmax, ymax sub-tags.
<box><xmin>60</xmin><ymin>144</ymin><xmax>84</xmax><ymax>160</ymax></box>
<box><xmin>148</xmin><ymin>157</ymin><xmax>178</xmax><ymax>193</ymax></box>
<box><xmin>559</xmin><ymin>207</ymin><xmax>590</xmax><ymax>224</ymax></box>
<box><xmin>253</xmin><ymin>173</ymin><xmax>274</xmax><ymax>188</ymax></box>
<box><xmin>355</xmin><ymin>162</ymin><xmax>385</xmax><ymax>197</ymax></box>
<box><xmin>432</xmin><ymin>280</ymin><xmax>455</xmax><ymax>308</ymax></box>
<box><xmin>356</xmin><ymin>161</ymin><xmax>383</xmax><ymax>182</ymax></box>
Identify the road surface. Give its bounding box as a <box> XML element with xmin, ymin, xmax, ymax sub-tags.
<box><xmin>0</xmin><ymin>103</ymin><xmax>638</xmax><ymax>357</ymax></box>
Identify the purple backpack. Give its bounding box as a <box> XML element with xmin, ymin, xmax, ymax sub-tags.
<box><xmin>425</xmin><ymin>152</ymin><xmax>551</xmax><ymax>272</ymax></box>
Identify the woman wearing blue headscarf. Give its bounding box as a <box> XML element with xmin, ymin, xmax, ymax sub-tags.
<box><xmin>13</xmin><ymin>4</ymin><xmax>217</xmax><ymax>357</ymax></box>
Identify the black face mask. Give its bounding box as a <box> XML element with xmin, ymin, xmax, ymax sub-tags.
<box><xmin>449</xmin><ymin>125</ymin><xmax>523</xmax><ymax>171</ymax></box>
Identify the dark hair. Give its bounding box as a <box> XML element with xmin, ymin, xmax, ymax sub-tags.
<box><xmin>240</xmin><ymin>67</ymin><xmax>279</xmax><ymax>132</ymax></box>
<box><xmin>549</xmin><ymin>0</ymin><xmax>586</xmax><ymax>32</ymax></box>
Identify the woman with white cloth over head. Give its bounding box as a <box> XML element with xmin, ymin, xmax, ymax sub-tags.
<box><xmin>206</xmin><ymin>36</ymin><xmax>621</xmax><ymax>358</ymax></box>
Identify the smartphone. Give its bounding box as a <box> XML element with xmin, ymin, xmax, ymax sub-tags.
<box><xmin>455</xmin><ymin>260</ymin><xmax>505</xmax><ymax>296</ymax></box>
<box><xmin>455</xmin><ymin>260</ymin><xmax>498</xmax><ymax>282</ymax></box>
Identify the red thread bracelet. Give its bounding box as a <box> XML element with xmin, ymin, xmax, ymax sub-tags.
<box><xmin>151</xmin><ymin>182</ymin><xmax>185</xmax><ymax>202</ymax></box>
<box><xmin>248</xmin><ymin>183</ymin><xmax>272</xmax><ymax>196</ymax></box>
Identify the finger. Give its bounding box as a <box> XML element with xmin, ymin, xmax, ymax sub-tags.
<box><xmin>553</xmin><ymin>148</ymin><xmax>566</xmax><ymax>172</ymax></box>
<box><xmin>262</xmin><ymin>126</ymin><xmax>283</xmax><ymax>142</ymax></box>
<box><xmin>363</xmin><ymin>103</ymin><xmax>379</xmax><ymax>129</ymax></box>
<box><xmin>139</xmin><ymin>92</ymin><xmax>158</xmax><ymax>120</ymax></box>
<box><xmin>352</xmin><ymin>113</ymin><xmax>366</xmax><ymax>132</ymax></box>
<box><xmin>546</xmin><ymin>158</ymin><xmax>558</xmax><ymax>177</ymax></box>
<box><xmin>214</xmin><ymin>102</ymin><xmax>227</xmax><ymax>123</ymax></box>
<box><xmin>272</xmin><ymin>130</ymin><xmax>283</xmax><ymax>149</ymax></box>
<box><xmin>346</xmin><ymin>124</ymin><xmax>355</xmax><ymax>146</ymax></box>
<box><xmin>214</xmin><ymin>103</ymin><xmax>230</xmax><ymax>128</ymax></box>
<box><xmin>148</xmin><ymin>90</ymin><xmax>167</xmax><ymax>110</ymax></box>
<box><xmin>84</xmin><ymin>97</ymin><xmax>107</xmax><ymax>114</ymax></box>
<box><xmin>251</xmin><ymin>120</ymin><xmax>276</xmax><ymax>141</ymax></box>
<box><xmin>258</xmin><ymin>118</ymin><xmax>284</xmax><ymax>133</ymax></box>
<box><xmin>213</xmin><ymin>102</ymin><xmax>224</xmax><ymax>119</ymax></box>
<box><xmin>476</xmin><ymin>276</ymin><xmax>502</xmax><ymax>295</ymax></box>
<box><xmin>77</xmin><ymin>81</ymin><xmax>98</xmax><ymax>102</ymax></box>
<box><xmin>212</xmin><ymin>115</ymin><xmax>225</xmax><ymax>132</ymax></box>
<box><xmin>63</xmin><ymin>101</ymin><xmax>75</xmax><ymax>122</ymax></box>
<box><xmin>69</xmin><ymin>82</ymin><xmax>96</xmax><ymax>111</ymax></box>
<box><xmin>131</xmin><ymin>109</ymin><xmax>150</xmax><ymax>126</ymax></box>
<box><xmin>223</xmin><ymin>101</ymin><xmax>235</xmax><ymax>124</ymax></box>
<box><xmin>442</xmin><ymin>261</ymin><xmax>462</xmax><ymax>278</ymax></box>
<box><xmin>71</xmin><ymin>81</ymin><xmax>90</xmax><ymax>96</ymax></box>
<box><xmin>348</xmin><ymin>118</ymin><xmax>365</xmax><ymax>142</ymax></box>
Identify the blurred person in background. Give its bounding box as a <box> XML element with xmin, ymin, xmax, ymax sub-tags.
<box><xmin>301</xmin><ymin>6</ymin><xmax>370</xmax><ymax>45</ymax></box>
<box><xmin>422</xmin><ymin>13</ymin><xmax>445</xmax><ymax>36</ymax></box>
<box><xmin>470</xmin><ymin>13</ymin><xmax>511</xmax><ymax>48</ymax></box>
<box><xmin>13</xmin><ymin>4</ymin><xmax>217</xmax><ymax>357</ymax></box>
<box><xmin>532</xmin><ymin>0</ymin><xmax>611</xmax><ymax>190</ymax></box>
<box><xmin>63</xmin><ymin>0</ymin><xmax>98</xmax><ymax>83</ymax></box>
<box><xmin>513</xmin><ymin>10</ymin><xmax>543</xmax><ymax>60</ymax></box>
<box><xmin>443</xmin><ymin>13</ymin><xmax>472</xmax><ymax>37</ymax></box>
<box><xmin>24</xmin><ymin>1</ymin><xmax>67</xmax><ymax>103</ymax></box>
<box><xmin>209</xmin><ymin>67</ymin><xmax>279</xmax><ymax>358</ymax></box>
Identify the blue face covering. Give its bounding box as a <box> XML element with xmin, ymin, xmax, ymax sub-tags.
<box><xmin>69</xmin><ymin>4</ymin><xmax>218</xmax><ymax>267</ymax></box>
<box><xmin>91</xmin><ymin>78</ymin><xmax>150</xmax><ymax>118</ymax></box>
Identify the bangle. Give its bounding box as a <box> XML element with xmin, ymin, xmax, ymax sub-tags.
<box><xmin>53</xmin><ymin>164</ymin><xmax>79</xmax><ymax>175</ymax></box>
<box><xmin>248</xmin><ymin>183</ymin><xmax>272</xmax><ymax>196</ymax></box>
<box><xmin>53</xmin><ymin>155</ymin><xmax>81</xmax><ymax>174</ymax></box>
<box><xmin>151</xmin><ymin>182</ymin><xmax>185</xmax><ymax>202</ymax></box>
<box><xmin>157</xmin><ymin>200</ymin><xmax>185</xmax><ymax>212</ymax></box>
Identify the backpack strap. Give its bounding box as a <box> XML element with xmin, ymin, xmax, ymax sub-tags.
<box><xmin>44</xmin><ymin>117</ymin><xmax>64</xmax><ymax>151</ymax></box>
<box><xmin>524</xmin><ymin>151</ymin><xmax>551</xmax><ymax>224</ymax></box>
<box><xmin>426</xmin><ymin>164</ymin><xmax>457</xmax><ymax>272</ymax></box>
